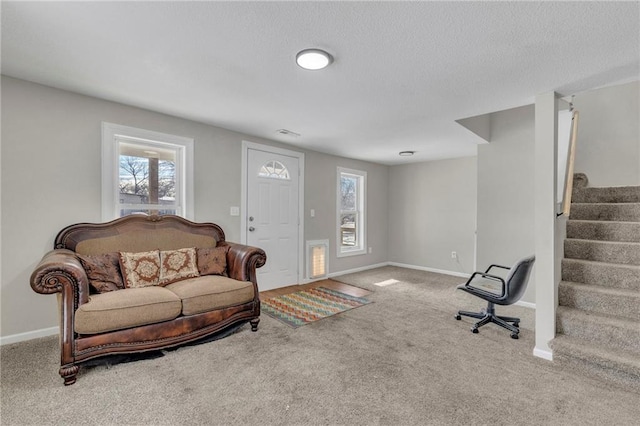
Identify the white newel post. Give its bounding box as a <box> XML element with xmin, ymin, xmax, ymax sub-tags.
<box><xmin>534</xmin><ymin>92</ymin><xmax>559</xmax><ymax>360</ymax></box>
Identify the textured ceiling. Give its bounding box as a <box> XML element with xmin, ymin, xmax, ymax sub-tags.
<box><xmin>2</xmin><ymin>1</ymin><xmax>639</xmax><ymax>165</ymax></box>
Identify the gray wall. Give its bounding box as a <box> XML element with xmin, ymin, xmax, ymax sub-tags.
<box><xmin>388</xmin><ymin>157</ymin><xmax>477</xmax><ymax>274</ymax></box>
<box><xmin>477</xmin><ymin>104</ymin><xmax>536</xmax><ymax>303</ymax></box>
<box><xmin>304</xmin><ymin>151</ymin><xmax>389</xmax><ymax>273</ymax></box>
<box><xmin>0</xmin><ymin>76</ymin><xmax>389</xmax><ymax>337</ymax></box>
<box><xmin>573</xmin><ymin>80</ymin><xmax>639</xmax><ymax>187</ymax></box>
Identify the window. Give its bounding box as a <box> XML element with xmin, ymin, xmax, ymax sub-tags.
<box><xmin>102</xmin><ymin>123</ymin><xmax>194</xmax><ymax>221</ymax></box>
<box><xmin>337</xmin><ymin>167</ymin><xmax>366</xmax><ymax>257</ymax></box>
<box><xmin>258</xmin><ymin>160</ymin><xmax>290</xmax><ymax>180</ymax></box>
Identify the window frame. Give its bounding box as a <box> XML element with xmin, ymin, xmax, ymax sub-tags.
<box><xmin>101</xmin><ymin>122</ymin><xmax>194</xmax><ymax>221</ymax></box>
<box><xmin>336</xmin><ymin>167</ymin><xmax>367</xmax><ymax>257</ymax></box>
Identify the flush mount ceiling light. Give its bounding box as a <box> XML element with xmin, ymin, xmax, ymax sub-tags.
<box><xmin>296</xmin><ymin>49</ymin><xmax>333</xmax><ymax>70</ymax></box>
<box><xmin>399</xmin><ymin>151</ymin><xmax>415</xmax><ymax>156</ymax></box>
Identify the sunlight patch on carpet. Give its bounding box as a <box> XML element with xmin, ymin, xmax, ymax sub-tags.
<box><xmin>374</xmin><ymin>278</ymin><xmax>400</xmax><ymax>287</ymax></box>
<box><xmin>261</xmin><ymin>287</ymin><xmax>372</xmax><ymax>328</ymax></box>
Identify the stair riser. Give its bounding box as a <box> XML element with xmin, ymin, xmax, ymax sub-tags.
<box><xmin>572</xmin><ymin>186</ymin><xmax>640</xmax><ymax>203</ymax></box>
<box><xmin>566</xmin><ymin>221</ymin><xmax>640</xmax><ymax>242</ymax></box>
<box><xmin>559</xmin><ymin>285</ymin><xmax>640</xmax><ymax>320</ymax></box>
<box><xmin>552</xmin><ymin>351</ymin><xmax>640</xmax><ymax>393</ymax></box>
<box><xmin>569</xmin><ymin>204</ymin><xmax>640</xmax><ymax>222</ymax></box>
<box><xmin>564</xmin><ymin>240</ymin><xmax>640</xmax><ymax>265</ymax></box>
<box><xmin>556</xmin><ymin>314</ymin><xmax>640</xmax><ymax>354</ymax></box>
<box><xmin>561</xmin><ymin>259</ymin><xmax>640</xmax><ymax>290</ymax></box>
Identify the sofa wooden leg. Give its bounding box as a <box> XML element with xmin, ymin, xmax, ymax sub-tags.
<box><xmin>250</xmin><ymin>318</ymin><xmax>260</xmax><ymax>332</ymax></box>
<box><xmin>59</xmin><ymin>364</ymin><xmax>79</xmax><ymax>386</ymax></box>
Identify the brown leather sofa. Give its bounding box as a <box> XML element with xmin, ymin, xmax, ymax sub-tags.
<box><xmin>30</xmin><ymin>215</ymin><xmax>266</xmax><ymax>385</ymax></box>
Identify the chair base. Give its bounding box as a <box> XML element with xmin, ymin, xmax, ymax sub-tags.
<box><xmin>455</xmin><ymin>302</ymin><xmax>520</xmax><ymax>339</ymax></box>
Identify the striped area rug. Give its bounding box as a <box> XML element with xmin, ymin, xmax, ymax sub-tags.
<box><xmin>261</xmin><ymin>287</ymin><xmax>372</xmax><ymax>328</ymax></box>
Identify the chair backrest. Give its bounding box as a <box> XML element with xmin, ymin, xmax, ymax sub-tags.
<box><xmin>503</xmin><ymin>255</ymin><xmax>536</xmax><ymax>304</ymax></box>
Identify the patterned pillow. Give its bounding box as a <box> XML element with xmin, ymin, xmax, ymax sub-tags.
<box><xmin>119</xmin><ymin>250</ymin><xmax>161</xmax><ymax>288</ymax></box>
<box><xmin>159</xmin><ymin>248</ymin><xmax>199</xmax><ymax>286</ymax></box>
<box><xmin>197</xmin><ymin>246</ymin><xmax>230</xmax><ymax>276</ymax></box>
<box><xmin>77</xmin><ymin>252</ymin><xmax>125</xmax><ymax>293</ymax></box>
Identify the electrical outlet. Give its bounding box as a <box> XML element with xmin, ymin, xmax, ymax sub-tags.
<box><xmin>368</xmin><ymin>247</ymin><xmax>373</xmax><ymax>254</ymax></box>
<box><xmin>451</xmin><ymin>251</ymin><xmax>457</xmax><ymax>259</ymax></box>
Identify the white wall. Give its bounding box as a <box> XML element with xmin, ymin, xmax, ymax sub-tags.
<box><xmin>0</xmin><ymin>76</ymin><xmax>389</xmax><ymax>337</ymax></box>
<box><xmin>477</xmin><ymin>104</ymin><xmax>536</xmax><ymax>303</ymax></box>
<box><xmin>572</xmin><ymin>80</ymin><xmax>640</xmax><ymax>187</ymax></box>
<box><xmin>388</xmin><ymin>157</ymin><xmax>477</xmax><ymax>275</ymax></box>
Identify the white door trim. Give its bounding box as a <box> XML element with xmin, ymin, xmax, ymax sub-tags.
<box><xmin>241</xmin><ymin>141</ymin><xmax>305</xmax><ymax>285</ymax></box>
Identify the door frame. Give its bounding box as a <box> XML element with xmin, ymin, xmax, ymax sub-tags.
<box><xmin>241</xmin><ymin>140</ymin><xmax>305</xmax><ymax>285</ymax></box>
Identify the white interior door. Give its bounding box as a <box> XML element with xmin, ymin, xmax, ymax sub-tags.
<box><xmin>246</xmin><ymin>148</ymin><xmax>300</xmax><ymax>291</ymax></box>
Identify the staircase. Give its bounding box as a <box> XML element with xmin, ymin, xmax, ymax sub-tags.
<box><xmin>551</xmin><ymin>174</ymin><xmax>640</xmax><ymax>391</ymax></box>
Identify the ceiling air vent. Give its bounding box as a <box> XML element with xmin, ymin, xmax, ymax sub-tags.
<box><xmin>276</xmin><ymin>129</ymin><xmax>300</xmax><ymax>137</ymax></box>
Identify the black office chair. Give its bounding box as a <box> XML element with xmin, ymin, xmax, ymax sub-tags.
<box><xmin>455</xmin><ymin>255</ymin><xmax>535</xmax><ymax>339</ymax></box>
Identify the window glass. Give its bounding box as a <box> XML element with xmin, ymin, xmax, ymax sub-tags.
<box><xmin>337</xmin><ymin>168</ymin><xmax>366</xmax><ymax>256</ymax></box>
<box><xmin>258</xmin><ymin>160</ymin><xmax>290</xmax><ymax>180</ymax></box>
<box><xmin>118</xmin><ymin>142</ymin><xmax>178</xmax><ymax>216</ymax></box>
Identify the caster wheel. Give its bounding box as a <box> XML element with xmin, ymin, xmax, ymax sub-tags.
<box><xmin>471</xmin><ymin>328</ymin><xmax>479</xmax><ymax>334</ymax></box>
<box><xmin>455</xmin><ymin>315</ymin><xmax>461</xmax><ymax>321</ymax></box>
<box><xmin>511</xmin><ymin>333</ymin><xmax>519</xmax><ymax>339</ymax></box>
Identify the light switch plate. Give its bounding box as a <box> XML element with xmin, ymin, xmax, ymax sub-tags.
<box><xmin>230</xmin><ymin>206</ymin><xmax>240</xmax><ymax>216</ymax></box>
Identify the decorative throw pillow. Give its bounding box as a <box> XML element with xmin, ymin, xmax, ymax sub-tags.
<box><xmin>159</xmin><ymin>248</ymin><xmax>199</xmax><ymax>286</ymax></box>
<box><xmin>77</xmin><ymin>252</ymin><xmax>125</xmax><ymax>293</ymax></box>
<box><xmin>197</xmin><ymin>246</ymin><xmax>229</xmax><ymax>276</ymax></box>
<box><xmin>119</xmin><ymin>250</ymin><xmax>161</xmax><ymax>288</ymax></box>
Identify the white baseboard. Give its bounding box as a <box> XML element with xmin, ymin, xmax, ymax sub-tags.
<box><xmin>515</xmin><ymin>300</ymin><xmax>536</xmax><ymax>309</ymax></box>
<box><xmin>533</xmin><ymin>346</ymin><xmax>553</xmax><ymax>361</ymax></box>
<box><xmin>1</xmin><ymin>326</ymin><xmax>58</xmax><ymax>346</ymax></box>
<box><xmin>389</xmin><ymin>262</ymin><xmax>536</xmax><ymax>309</ymax></box>
<box><xmin>326</xmin><ymin>262</ymin><xmax>390</xmax><ymax>279</ymax></box>
<box><xmin>387</xmin><ymin>262</ymin><xmax>471</xmax><ymax>279</ymax></box>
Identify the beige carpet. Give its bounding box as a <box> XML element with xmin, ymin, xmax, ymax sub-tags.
<box><xmin>2</xmin><ymin>266</ymin><xmax>638</xmax><ymax>425</ymax></box>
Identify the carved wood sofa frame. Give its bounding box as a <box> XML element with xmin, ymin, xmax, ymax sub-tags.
<box><xmin>30</xmin><ymin>215</ymin><xmax>266</xmax><ymax>385</ymax></box>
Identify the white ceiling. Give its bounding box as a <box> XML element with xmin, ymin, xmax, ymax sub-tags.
<box><xmin>2</xmin><ymin>1</ymin><xmax>638</xmax><ymax>165</ymax></box>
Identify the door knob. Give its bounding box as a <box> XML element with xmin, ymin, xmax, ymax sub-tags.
<box><xmin>249</xmin><ymin>226</ymin><xmax>255</xmax><ymax>232</ymax></box>
<box><xmin>249</xmin><ymin>216</ymin><xmax>254</xmax><ymax>222</ymax></box>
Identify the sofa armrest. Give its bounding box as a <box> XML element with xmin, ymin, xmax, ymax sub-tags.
<box><xmin>225</xmin><ymin>242</ymin><xmax>267</xmax><ymax>284</ymax></box>
<box><xmin>30</xmin><ymin>249</ymin><xmax>90</xmax><ymax>306</ymax></box>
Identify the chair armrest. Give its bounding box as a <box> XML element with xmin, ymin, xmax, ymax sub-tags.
<box><xmin>484</xmin><ymin>264</ymin><xmax>511</xmax><ymax>274</ymax></box>
<box><xmin>30</xmin><ymin>249</ymin><xmax>90</xmax><ymax>306</ymax></box>
<box><xmin>463</xmin><ymin>272</ymin><xmax>507</xmax><ymax>297</ymax></box>
<box><xmin>225</xmin><ymin>242</ymin><xmax>267</xmax><ymax>284</ymax></box>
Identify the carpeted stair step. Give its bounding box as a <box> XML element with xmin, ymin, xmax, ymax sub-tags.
<box><xmin>571</xmin><ymin>186</ymin><xmax>640</xmax><ymax>203</ymax></box>
<box><xmin>561</xmin><ymin>259</ymin><xmax>640</xmax><ymax>291</ymax></box>
<box><xmin>566</xmin><ymin>220</ymin><xmax>640</xmax><ymax>242</ymax></box>
<box><xmin>569</xmin><ymin>203</ymin><xmax>640</xmax><ymax>222</ymax></box>
<box><xmin>564</xmin><ymin>239</ymin><xmax>640</xmax><ymax>265</ymax></box>
<box><xmin>550</xmin><ymin>335</ymin><xmax>640</xmax><ymax>392</ymax></box>
<box><xmin>558</xmin><ymin>281</ymin><xmax>640</xmax><ymax>320</ymax></box>
<box><xmin>556</xmin><ymin>306</ymin><xmax>640</xmax><ymax>353</ymax></box>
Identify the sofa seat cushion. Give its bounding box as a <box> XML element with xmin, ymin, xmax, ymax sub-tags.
<box><xmin>75</xmin><ymin>287</ymin><xmax>182</xmax><ymax>334</ymax></box>
<box><xmin>164</xmin><ymin>276</ymin><xmax>254</xmax><ymax>316</ymax></box>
